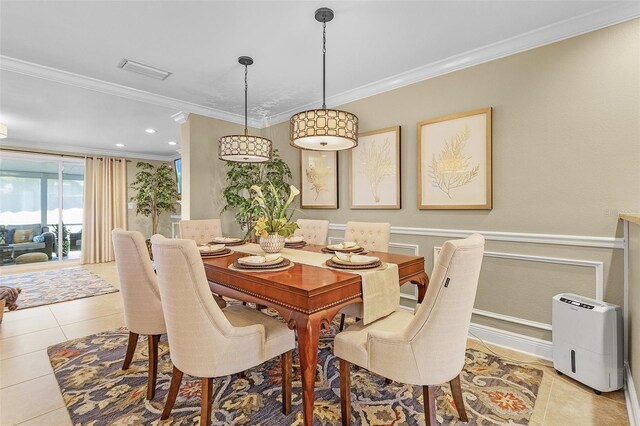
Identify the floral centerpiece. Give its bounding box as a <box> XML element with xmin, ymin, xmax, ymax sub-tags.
<box><xmin>251</xmin><ymin>183</ymin><xmax>299</xmax><ymax>253</ymax></box>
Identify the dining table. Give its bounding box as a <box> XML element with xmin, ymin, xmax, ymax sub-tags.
<box><xmin>203</xmin><ymin>244</ymin><xmax>429</xmax><ymax>426</ymax></box>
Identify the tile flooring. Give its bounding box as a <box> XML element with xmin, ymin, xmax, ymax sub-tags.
<box><xmin>0</xmin><ymin>262</ymin><xmax>631</xmax><ymax>425</ymax></box>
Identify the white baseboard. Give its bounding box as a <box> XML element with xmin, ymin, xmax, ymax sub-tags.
<box><xmin>468</xmin><ymin>322</ymin><xmax>553</xmax><ymax>361</ymax></box>
<box><xmin>626</xmin><ymin>364</ymin><xmax>640</xmax><ymax>426</ymax></box>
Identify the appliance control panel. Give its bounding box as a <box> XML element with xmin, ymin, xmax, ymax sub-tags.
<box><xmin>559</xmin><ymin>297</ymin><xmax>594</xmax><ymax>310</ymax></box>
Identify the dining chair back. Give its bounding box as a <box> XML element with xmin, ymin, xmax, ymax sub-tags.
<box><xmin>112</xmin><ymin>228</ymin><xmax>166</xmax><ymax>400</ymax></box>
<box><xmin>179</xmin><ymin>219</ymin><xmax>222</xmax><ymax>244</ymax></box>
<box><xmin>334</xmin><ymin>234</ymin><xmax>485</xmax><ymax>425</ymax></box>
<box><xmin>295</xmin><ymin>219</ymin><xmax>329</xmax><ymax>245</ymax></box>
<box><xmin>344</xmin><ymin>221</ymin><xmax>390</xmax><ymax>252</ymax></box>
<box><xmin>151</xmin><ymin>234</ymin><xmax>295</xmax><ymax>425</ymax></box>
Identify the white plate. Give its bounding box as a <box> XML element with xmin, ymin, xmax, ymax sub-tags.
<box><xmin>331</xmin><ymin>255</ymin><xmax>379</xmax><ymax>265</ymax></box>
<box><xmin>285</xmin><ymin>236</ymin><xmax>304</xmax><ymax>243</ymax></box>
<box><xmin>237</xmin><ymin>255</ymin><xmax>283</xmax><ymax>266</ymax></box>
<box><xmin>213</xmin><ymin>237</ymin><xmax>242</xmax><ymax>243</ymax></box>
<box><xmin>327</xmin><ymin>242</ymin><xmax>360</xmax><ymax>251</ymax></box>
<box><xmin>198</xmin><ymin>244</ymin><xmax>226</xmax><ymax>253</ymax></box>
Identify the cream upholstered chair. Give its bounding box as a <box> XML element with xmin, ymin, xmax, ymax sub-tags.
<box><xmin>179</xmin><ymin>219</ymin><xmax>223</xmax><ymax>244</ymax></box>
<box><xmin>339</xmin><ymin>221</ymin><xmax>391</xmax><ymax>330</ymax></box>
<box><xmin>112</xmin><ymin>228</ymin><xmax>166</xmax><ymax>400</ymax></box>
<box><xmin>151</xmin><ymin>235</ymin><xmax>296</xmax><ymax>425</ymax></box>
<box><xmin>334</xmin><ymin>234</ymin><xmax>485</xmax><ymax>426</ymax></box>
<box><xmin>294</xmin><ymin>219</ymin><xmax>329</xmax><ymax>245</ymax></box>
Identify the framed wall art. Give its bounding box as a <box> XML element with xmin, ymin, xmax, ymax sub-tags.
<box><xmin>300</xmin><ymin>150</ymin><xmax>338</xmax><ymax>208</ymax></box>
<box><xmin>349</xmin><ymin>126</ymin><xmax>401</xmax><ymax>209</ymax></box>
<box><xmin>417</xmin><ymin>107</ymin><xmax>492</xmax><ymax>209</ymax></box>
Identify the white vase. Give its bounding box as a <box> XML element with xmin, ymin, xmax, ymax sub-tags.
<box><xmin>259</xmin><ymin>233</ymin><xmax>286</xmax><ymax>253</ymax></box>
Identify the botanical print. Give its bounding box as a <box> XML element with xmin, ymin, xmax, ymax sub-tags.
<box><xmin>350</xmin><ymin>127</ymin><xmax>400</xmax><ymax>209</ymax></box>
<box><xmin>419</xmin><ymin>108</ymin><xmax>492</xmax><ymax>209</ymax></box>
<box><xmin>48</xmin><ymin>311</ymin><xmax>542</xmax><ymax>425</ymax></box>
<box><xmin>300</xmin><ymin>151</ymin><xmax>338</xmax><ymax>208</ymax></box>
<box><xmin>428</xmin><ymin>124</ymin><xmax>480</xmax><ymax>198</ymax></box>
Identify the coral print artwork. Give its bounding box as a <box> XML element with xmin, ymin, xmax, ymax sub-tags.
<box><xmin>350</xmin><ymin>126</ymin><xmax>401</xmax><ymax>209</ymax></box>
<box><xmin>300</xmin><ymin>150</ymin><xmax>338</xmax><ymax>208</ymax></box>
<box><xmin>418</xmin><ymin>108</ymin><xmax>492</xmax><ymax>210</ymax></box>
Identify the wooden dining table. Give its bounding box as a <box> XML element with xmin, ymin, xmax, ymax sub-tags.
<box><xmin>203</xmin><ymin>244</ymin><xmax>429</xmax><ymax>426</ymax></box>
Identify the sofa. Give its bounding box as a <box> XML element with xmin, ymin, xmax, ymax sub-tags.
<box><xmin>1</xmin><ymin>224</ymin><xmax>55</xmax><ymax>260</ymax></box>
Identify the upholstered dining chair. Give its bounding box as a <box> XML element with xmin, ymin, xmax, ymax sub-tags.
<box><xmin>334</xmin><ymin>234</ymin><xmax>485</xmax><ymax>426</ymax></box>
<box><xmin>112</xmin><ymin>228</ymin><xmax>166</xmax><ymax>400</ymax></box>
<box><xmin>338</xmin><ymin>221</ymin><xmax>391</xmax><ymax>330</ymax></box>
<box><xmin>295</xmin><ymin>219</ymin><xmax>329</xmax><ymax>245</ymax></box>
<box><xmin>151</xmin><ymin>235</ymin><xmax>296</xmax><ymax>426</ymax></box>
<box><xmin>179</xmin><ymin>219</ymin><xmax>223</xmax><ymax>244</ymax></box>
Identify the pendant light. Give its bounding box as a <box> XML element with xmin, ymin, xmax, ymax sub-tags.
<box><xmin>290</xmin><ymin>7</ymin><xmax>359</xmax><ymax>151</ymax></box>
<box><xmin>219</xmin><ymin>56</ymin><xmax>272</xmax><ymax>162</ymax></box>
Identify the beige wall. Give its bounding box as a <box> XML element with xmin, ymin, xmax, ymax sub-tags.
<box><xmin>126</xmin><ymin>159</ymin><xmax>178</xmax><ymax>238</ymax></box>
<box><xmin>186</xmin><ymin>21</ymin><xmax>640</xmax><ymax>346</ymax></box>
<box><xmin>629</xmin><ymin>221</ymin><xmax>640</xmax><ymax>407</ymax></box>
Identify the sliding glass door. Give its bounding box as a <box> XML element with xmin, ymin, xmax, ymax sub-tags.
<box><xmin>0</xmin><ymin>153</ymin><xmax>84</xmax><ymax>266</ymax></box>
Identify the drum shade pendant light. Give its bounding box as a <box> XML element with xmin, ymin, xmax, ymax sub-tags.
<box><xmin>218</xmin><ymin>56</ymin><xmax>272</xmax><ymax>162</ymax></box>
<box><xmin>290</xmin><ymin>7</ymin><xmax>358</xmax><ymax>151</ymax></box>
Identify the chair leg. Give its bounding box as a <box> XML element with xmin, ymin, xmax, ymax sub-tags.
<box><xmin>339</xmin><ymin>314</ymin><xmax>346</xmax><ymax>332</ymax></box>
<box><xmin>122</xmin><ymin>332</ymin><xmax>138</xmax><ymax>370</ymax></box>
<box><xmin>147</xmin><ymin>335</ymin><xmax>160</xmax><ymax>400</ymax></box>
<box><xmin>422</xmin><ymin>385</ymin><xmax>437</xmax><ymax>426</ymax></box>
<box><xmin>339</xmin><ymin>358</ymin><xmax>351</xmax><ymax>426</ymax></box>
<box><xmin>281</xmin><ymin>350</ymin><xmax>292</xmax><ymax>415</ymax></box>
<box><xmin>449</xmin><ymin>374</ymin><xmax>468</xmax><ymax>422</ymax></box>
<box><xmin>201</xmin><ymin>377</ymin><xmax>214</xmax><ymax>426</ymax></box>
<box><xmin>161</xmin><ymin>366</ymin><xmax>184</xmax><ymax>420</ymax></box>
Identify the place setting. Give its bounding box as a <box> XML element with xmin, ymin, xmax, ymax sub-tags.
<box><xmin>210</xmin><ymin>236</ymin><xmax>246</xmax><ymax>246</ymax></box>
<box><xmin>197</xmin><ymin>244</ymin><xmax>232</xmax><ymax>258</ymax></box>
<box><xmin>321</xmin><ymin>241</ymin><xmax>365</xmax><ymax>254</ymax></box>
<box><xmin>325</xmin><ymin>251</ymin><xmax>385</xmax><ymax>271</ymax></box>
<box><xmin>230</xmin><ymin>253</ymin><xmax>294</xmax><ymax>272</ymax></box>
<box><xmin>284</xmin><ymin>235</ymin><xmax>307</xmax><ymax>249</ymax></box>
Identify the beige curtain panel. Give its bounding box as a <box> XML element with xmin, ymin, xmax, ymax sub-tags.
<box><xmin>82</xmin><ymin>157</ymin><xmax>128</xmax><ymax>264</ymax></box>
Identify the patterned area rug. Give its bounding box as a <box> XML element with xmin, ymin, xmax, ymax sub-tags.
<box><xmin>48</xmin><ymin>322</ymin><xmax>543</xmax><ymax>425</ymax></box>
<box><xmin>1</xmin><ymin>267</ymin><xmax>119</xmax><ymax>310</ymax></box>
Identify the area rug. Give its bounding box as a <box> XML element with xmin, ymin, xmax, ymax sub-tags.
<box><xmin>0</xmin><ymin>267</ymin><xmax>119</xmax><ymax>310</ymax></box>
<box><xmin>48</xmin><ymin>324</ymin><xmax>543</xmax><ymax>425</ymax></box>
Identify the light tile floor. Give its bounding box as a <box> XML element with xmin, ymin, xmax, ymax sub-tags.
<box><xmin>0</xmin><ymin>262</ymin><xmax>630</xmax><ymax>425</ymax></box>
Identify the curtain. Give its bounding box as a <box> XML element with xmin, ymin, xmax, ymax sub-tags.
<box><xmin>82</xmin><ymin>157</ymin><xmax>128</xmax><ymax>264</ymax></box>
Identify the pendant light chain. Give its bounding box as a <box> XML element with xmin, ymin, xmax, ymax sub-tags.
<box><xmin>244</xmin><ymin>64</ymin><xmax>248</xmax><ymax>136</ymax></box>
<box><xmin>322</xmin><ymin>20</ymin><xmax>327</xmax><ymax>109</ymax></box>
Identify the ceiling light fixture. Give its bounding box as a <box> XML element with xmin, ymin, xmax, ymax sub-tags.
<box><xmin>218</xmin><ymin>56</ymin><xmax>272</xmax><ymax>162</ymax></box>
<box><xmin>115</xmin><ymin>143</ymin><xmax>125</xmax><ymax>147</ymax></box>
<box><xmin>168</xmin><ymin>141</ymin><xmax>177</xmax><ymax>146</ymax></box>
<box><xmin>0</xmin><ymin>123</ymin><xmax>7</xmax><ymax>139</ymax></box>
<box><xmin>290</xmin><ymin>7</ymin><xmax>358</xmax><ymax>151</ymax></box>
<box><xmin>118</xmin><ymin>59</ymin><xmax>171</xmax><ymax>80</ymax></box>
<box><xmin>145</xmin><ymin>128</ymin><xmax>156</xmax><ymax>134</ymax></box>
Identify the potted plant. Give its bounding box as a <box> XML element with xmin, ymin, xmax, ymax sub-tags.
<box><xmin>130</xmin><ymin>162</ymin><xmax>180</xmax><ymax>255</ymax></box>
<box><xmin>252</xmin><ymin>183</ymin><xmax>299</xmax><ymax>253</ymax></box>
<box><xmin>221</xmin><ymin>149</ymin><xmax>293</xmax><ymax>240</ymax></box>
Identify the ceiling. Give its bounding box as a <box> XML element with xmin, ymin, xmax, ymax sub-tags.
<box><xmin>0</xmin><ymin>1</ymin><xmax>638</xmax><ymax>159</ymax></box>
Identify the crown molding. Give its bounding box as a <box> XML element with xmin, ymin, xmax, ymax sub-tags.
<box><xmin>263</xmin><ymin>2</ymin><xmax>640</xmax><ymax>126</ymax></box>
<box><xmin>0</xmin><ymin>139</ymin><xmax>174</xmax><ymax>161</ymax></box>
<box><xmin>0</xmin><ymin>56</ymin><xmax>263</xmax><ymax>128</ymax></box>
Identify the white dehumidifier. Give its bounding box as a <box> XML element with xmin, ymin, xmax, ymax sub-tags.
<box><xmin>552</xmin><ymin>293</ymin><xmax>623</xmax><ymax>394</ymax></box>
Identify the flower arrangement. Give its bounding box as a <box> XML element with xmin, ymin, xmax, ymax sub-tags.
<box><xmin>251</xmin><ymin>183</ymin><xmax>300</xmax><ymax>238</ymax></box>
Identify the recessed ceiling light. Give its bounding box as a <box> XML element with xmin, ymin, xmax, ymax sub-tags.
<box><xmin>145</xmin><ymin>128</ymin><xmax>156</xmax><ymax>134</ymax></box>
<box><xmin>168</xmin><ymin>141</ymin><xmax>177</xmax><ymax>146</ymax></box>
<box><xmin>115</xmin><ymin>143</ymin><xmax>125</xmax><ymax>147</ymax></box>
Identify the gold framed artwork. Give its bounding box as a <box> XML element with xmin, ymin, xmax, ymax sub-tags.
<box><xmin>300</xmin><ymin>150</ymin><xmax>338</xmax><ymax>209</ymax></box>
<box><xmin>349</xmin><ymin>126</ymin><xmax>401</xmax><ymax>209</ymax></box>
<box><xmin>417</xmin><ymin>107</ymin><xmax>492</xmax><ymax>210</ymax></box>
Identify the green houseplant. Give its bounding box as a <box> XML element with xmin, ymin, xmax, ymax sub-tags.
<box><xmin>130</xmin><ymin>161</ymin><xmax>180</xmax><ymax>237</ymax></box>
<box><xmin>221</xmin><ymin>149</ymin><xmax>294</xmax><ymax>240</ymax></box>
<box><xmin>252</xmin><ymin>183</ymin><xmax>299</xmax><ymax>253</ymax></box>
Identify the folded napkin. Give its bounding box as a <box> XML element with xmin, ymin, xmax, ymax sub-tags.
<box><xmin>214</xmin><ymin>237</ymin><xmax>242</xmax><ymax>243</ymax></box>
<box><xmin>198</xmin><ymin>244</ymin><xmax>225</xmax><ymax>253</ymax></box>
<box><xmin>334</xmin><ymin>241</ymin><xmax>358</xmax><ymax>250</ymax></box>
<box><xmin>334</xmin><ymin>252</ymin><xmax>379</xmax><ymax>264</ymax></box>
<box><xmin>239</xmin><ymin>254</ymin><xmax>282</xmax><ymax>264</ymax></box>
<box><xmin>285</xmin><ymin>236</ymin><xmax>304</xmax><ymax>243</ymax></box>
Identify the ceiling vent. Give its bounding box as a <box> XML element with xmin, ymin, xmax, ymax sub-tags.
<box><xmin>117</xmin><ymin>59</ymin><xmax>171</xmax><ymax>80</ymax></box>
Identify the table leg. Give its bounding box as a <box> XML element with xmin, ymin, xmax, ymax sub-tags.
<box><xmin>415</xmin><ymin>271</ymin><xmax>429</xmax><ymax>303</ymax></box>
<box><xmin>290</xmin><ymin>311</ymin><xmax>322</xmax><ymax>426</ymax></box>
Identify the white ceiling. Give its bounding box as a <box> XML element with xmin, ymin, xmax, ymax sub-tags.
<box><xmin>0</xmin><ymin>1</ymin><xmax>638</xmax><ymax>159</ymax></box>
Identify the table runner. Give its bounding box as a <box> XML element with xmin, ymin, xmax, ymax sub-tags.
<box><xmin>231</xmin><ymin>244</ymin><xmax>400</xmax><ymax>324</ymax></box>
